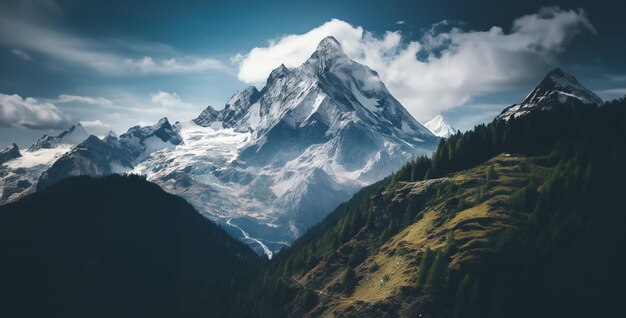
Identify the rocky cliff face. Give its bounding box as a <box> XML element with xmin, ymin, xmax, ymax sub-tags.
<box><xmin>150</xmin><ymin>36</ymin><xmax>439</xmax><ymax>255</ymax></box>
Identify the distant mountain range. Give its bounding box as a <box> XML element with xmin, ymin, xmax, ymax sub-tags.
<box><xmin>0</xmin><ymin>37</ymin><xmax>440</xmax><ymax>256</ymax></box>
<box><xmin>1</xmin><ymin>39</ymin><xmax>622</xmax><ymax>318</ymax></box>
<box><xmin>0</xmin><ymin>37</ymin><xmax>606</xmax><ymax>256</ymax></box>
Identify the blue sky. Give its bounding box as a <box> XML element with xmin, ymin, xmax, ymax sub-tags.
<box><xmin>1</xmin><ymin>0</ymin><xmax>625</xmax><ymax>147</ymax></box>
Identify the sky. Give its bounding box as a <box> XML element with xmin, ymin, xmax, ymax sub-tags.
<box><xmin>1</xmin><ymin>0</ymin><xmax>625</xmax><ymax>148</ymax></box>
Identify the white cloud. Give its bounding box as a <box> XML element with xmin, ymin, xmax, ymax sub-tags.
<box><xmin>127</xmin><ymin>56</ymin><xmax>225</xmax><ymax>75</ymax></box>
<box><xmin>11</xmin><ymin>49</ymin><xmax>31</xmax><ymax>60</ymax></box>
<box><xmin>57</xmin><ymin>94</ymin><xmax>113</xmax><ymax>106</ymax></box>
<box><xmin>0</xmin><ymin>93</ymin><xmax>71</xmax><ymax>129</ymax></box>
<box><xmin>233</xmin><ymin>8</ymin><xmax>594</xmax><ymax>121</ymax></box>
<box><xmin>0</xmin><ymin>5</ymin><xmax>226</xmax><ymax>76</ymax></box>
<box><xmin>233</xmin><ymin>19</ymin><xmax>365</xmax><ymax>84</ymax></box>
<box><xmin>80</xmin><ymin>119</ymin><xmax>110</xmax><ymax>128</ymax></box>
<box><xmin>150</xmin><ymin>91</ymin><xmax>193</xmax><ymax>108</ymax></box>
<box><xmin>395</xmin><ymin>20</ymin><xmax>405</xmax><ymax>25</ymax></box>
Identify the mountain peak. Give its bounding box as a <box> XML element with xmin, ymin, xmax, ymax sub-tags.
<box><xmin>528</xmin><ymin>68</ymin><xmax>603</xmax><ymax>105</ymax></box>
<box><xmin>316</xmin><ymin>36</ymin><xmax>343</xmax><ymax>52</ymax></box>
<box><xmin>497</xmin><ymin>68</ymin><xmax>603</xmax><ymax>121</ymax></box>
<box><xmin>103</xmin><ymin>130</ymin><xmax>118</xmax><ymax>139</ymax></box>
<box><xmin>548</xmin><ymin>67</ymin><xmax>565</xmax><ymax>76</ymax></box>
<box><xmin>306</xmin><ymin>36</ymin><xmax>349</xmax><ymax>67</ymax></box>
<box><xmin>0</xmin><ymin>142</ymin><xmax>21</xmax><ymax>164</ymax></box>
<box><xmin>540</xmin><ymin>68</ymin><xmax>582</xmax><ymax>90</ymax></box>
<box><xmin>424</xmin><ymin>115</ymin><xmax>457</xmax><ymax>138</ymax></box>
<box><xmin>156</xmin><ymin>117</ymin><xmax>170</xmax><ymax>126</ymax></box>
<box><xmin>267</xmin><ymin>64</ymin><xmax>291</xmax><ymax>84</ymax></box>
<box><xmin>29</xmin><ymin>122</ymin><xmax>90</xmax><ymax>151</ymax></box>
<box><xmin>64</xmin><ymin>122</ymin><xmax>88</xmax><ymax>137</ymax></box>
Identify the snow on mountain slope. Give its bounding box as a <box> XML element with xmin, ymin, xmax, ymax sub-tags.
<box><xmin>165</xmin><ymin>36</ymin><xmax>439</xmax><ymax>255</ymax></box>
<box><xmin>29</xmin><ymin>123</ymin><xmax>89</xmax><ymax>151</ymax></box>
<box><xmin>424</xmin><ymin>115</ymin><xmax>457</xmax><ymax>138</ymax></box>
<box><xmin>0</xmin><ymin>143</ymin><xmax>21</xmax><ymax>165</ymax></box>
<box><xmin>497</xmin><ymin>68</ymin><xmax>603</xmax><ymax>121</ymax></box>
<box><xmin>37</xmin><ymin>118</ymin><xmax>182</xmax><ymax>190</ymax></box>
<box><xmin>5</xmin><ymin>37</ymin><xmax>437</xmax><ymax>257</ymax></box>
<box><xmin>0</xmin><ymin>124</ymin><xmax>90</xmax><ymax>202</ymax></box>
<box><xmin>1</xmin><ymin>145</ymin><xmax>72</xmax><ymax>195</ymax></box>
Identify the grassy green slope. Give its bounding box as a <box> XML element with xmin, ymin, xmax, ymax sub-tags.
<box><xmin>238</xmin><ymin>97</ymin><xmax>626</xmax><ymax>318</ymax></box>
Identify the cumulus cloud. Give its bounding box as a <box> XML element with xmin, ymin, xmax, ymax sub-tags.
<box><xmin>233</xmin><ymin>19</ymin><xmax>365</xmax><ymax>84</ymax></box>
<box><xmin>80</xmin><ymin>119</ymin><xmax>110</xmax><ymax>128</ymax></box>
<box><xmin>395</xmin><ymin>20</ymin><xmax>405</xmax><ymax>25</ymax></box>
<box><xmin>234</xmin><ymin>8</ymin><xmax>595</xmax><ymax>121</ymax></box>
<box><xmin>0</xmin><ymin>93</ymin><xmax>71</xmax><ymax>129</ymax></box>
<box><xmin>57</xmin><ymin>94</ymin><xmax>113</xmax><ymax>106</ymax></box>
<box><xmin>150</xmin><ymin>91</ymin><xmax>193</xmax><ymax>108</ymax></box>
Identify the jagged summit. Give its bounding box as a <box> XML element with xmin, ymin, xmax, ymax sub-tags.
<box><xmin>303</xmin><ymin>36</ymin><xmax>351</xmax><ymax>73</ymax></box>
<box><xmin>266</xmin><ymin>64</ymin><xmax>291</xmax><ymax>86</ymax></box>
<box><xmin>36</xmin><ymin>117</ymin><xmax>185</xmax><ymax>190</ymax></box>
<box><xmin>28</xmin><ymin>122</ymin><xmax>90</xmax><ymax>152</ymax></box>
<box><xmin>497</xmin><ymin>68</ymin><xmax>603</xmax><ymax>121</ymax></box>
<box><xmin>318</xmin><ymin>36</ymin><xmax>342</xmax><ymax>49</ymax></box>
<box><xmin>0</xmin><ymin>142</ymin><xmax>21</xmax><ymax>164</ymax></box>
<box><xmin>314</xmin><ymin>36</ymin><xmax>345</xmax><ymax>56</ymax></box>
<box><xmin>119</xmin><ymin>117</ymin><xmax>182</xmax><ymax>158</ymax></box>
<box><xmin>424</xmin><ymin>115</ymin><xmax>457</xmax><ymax>138</ymax></box>
<box><xmin>186</xmin><ymin>36</ymin><xmax>437</xmax><ymax>253</ymax></box>
<box><xmin>104</xmin><ymin>130</ymin><xmax>118</xmax><ymax>139</ymax></box>
<box><xmin>14</xmin><ymin>36</ymin><xmax>438</xmax><ymax>256</ymax></box>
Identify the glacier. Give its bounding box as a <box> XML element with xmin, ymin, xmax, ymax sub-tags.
<box><xmin>1</xmin><ymin>36</ymin><xmax>440</xmax><ymax>257</ymax></box>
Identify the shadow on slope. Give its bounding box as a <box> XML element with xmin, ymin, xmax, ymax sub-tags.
<box><xmin>0</xmin><ymin>174</ymin><xmax>259</xmax><ymax>318</ymax></box>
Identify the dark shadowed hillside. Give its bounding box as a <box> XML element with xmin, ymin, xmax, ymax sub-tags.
<box><xmin>0</xmin><ymin>174</ymin><xmax>259</xmax><ymax>318</ymax></box>
<box><xmin>234</xmin><ymin>97</ymin><xmax>626</xmax><ymax>317</ymax></box>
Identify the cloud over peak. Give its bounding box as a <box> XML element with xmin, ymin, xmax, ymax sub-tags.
<box><xmin>233</xmin><ymin>7</ymin><xmax>594</xmax><ymax>121</ymax></box>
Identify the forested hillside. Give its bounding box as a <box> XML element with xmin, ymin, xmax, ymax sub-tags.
<box><xmin>233</xmin><ymin>97</ymin><xmax>626</xmax><ymax>317</ymax></box>
<box><xmin>2</xmin><ymin>97</ymin><xmax>624</xmax><ymax>318</ymax></box>
<box><xmin>0</xmin><ymin>175</ymin><xmax>260</xmax><ymax>318</ymax></box>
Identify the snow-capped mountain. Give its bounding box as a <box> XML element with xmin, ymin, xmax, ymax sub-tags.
<box><xmin>424</xmin><ymin>115</ymin><xmax>457</xmax><ymax>138</ymax></box>
<box><xmin>0</xmin><ymin>143</ymin><xmax>21</xmax><ymax>165</ymax></box>
<box><xmin>29</xmin><ymin>123</ymin><xmax>89</xmax><ymax>151</ymax></box>
<box><xmin>37</xmin><ymin>118</ymin><xmax>182</xmax><ymax>190</ymax></box>
<box><xmin>0</xmin><ymin>124</ymin><xmax>91</xmax><ymax>202</ymax></box>
<box><xmin>118</xmin><ymin>117</ymin><xmax>183</xmax><ymax>159</ymax></box>
<box><xmin>170</xmin><ymin>36</ymin><xmax>437</xmax><ymax>255</ymax></box>
<box><xmin>3</xmin><ymin>37</ymin><xmax>438</xmax><ymax>257</ymax></box>
<box><xmin>497</xmin><ymin>68</ymin><xmax>603</xmax><ymax>121</ymax></box>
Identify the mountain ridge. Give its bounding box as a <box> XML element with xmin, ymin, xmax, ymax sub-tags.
<box><xmin>135</xmin><ymin>36</ymin><xmax>439</xmax><ymax>254</ymax></box>
<box><xmin>234</xmin><ymin>93</ymin><xmax>626</xmax><ymax>318</ymax></box>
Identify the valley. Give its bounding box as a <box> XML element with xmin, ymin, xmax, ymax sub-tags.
<box><xmin>1</xmin><ymin>27</ymin><xmax>625</xmax><ymax>318</ymax></box>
